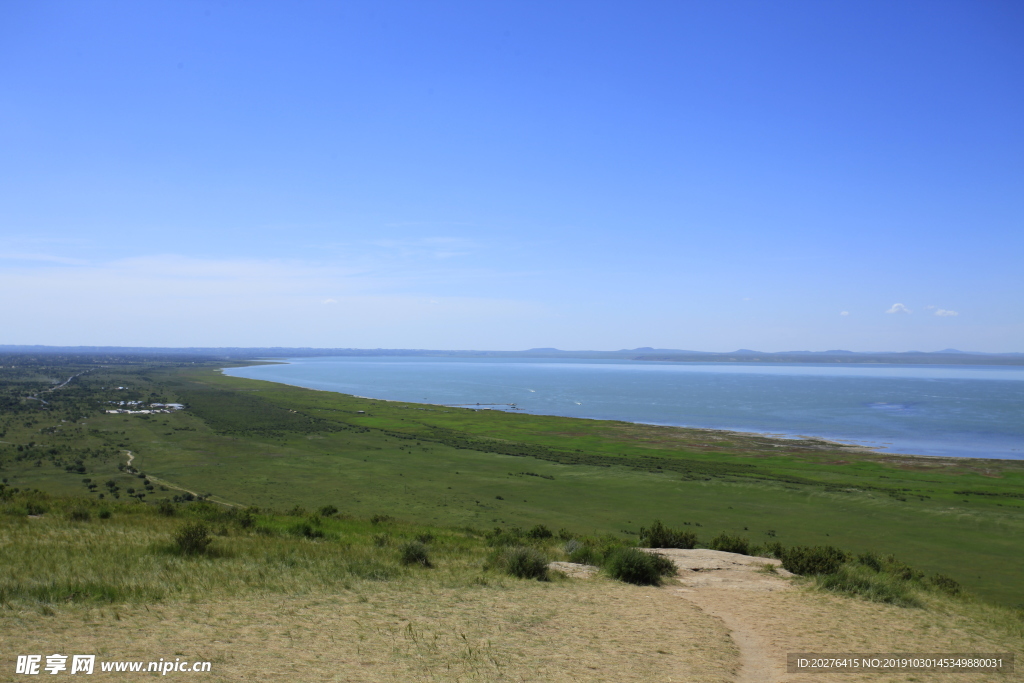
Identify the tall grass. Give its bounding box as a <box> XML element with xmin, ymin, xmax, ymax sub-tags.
<box><xmin>815</xmin><ymin>564</ymin><xmax>921</xmax><ymax>607</ymax></box>
<box><xmin>0</xmin><ymin>493</ymin><xmax>495</xmax><ymax>607</ymax></box>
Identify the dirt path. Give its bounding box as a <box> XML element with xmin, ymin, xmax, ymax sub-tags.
<box><xmin>650</xmin><ymin>549</ymin><xmax>792</xmax><ymax>683</ymax></box>
<box><xmin>123</xmin><ymin>450</ymin><xmax>240</xmax><ymax>507</ymax></box>
<box><xmin>647</xmin><ymin>549</ymin><xmax>1021</xmax><ymax>683</ymax></box>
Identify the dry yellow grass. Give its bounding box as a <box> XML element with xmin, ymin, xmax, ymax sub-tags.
<box><xmin>5</xmin><ymin>566</ymin><xmax>1022</xmax><ymax>682</ymax></box>
<box><xmin>1</xmin><ymin>577</ymin><xmax>737</xmax><ymax>682</ymax></box>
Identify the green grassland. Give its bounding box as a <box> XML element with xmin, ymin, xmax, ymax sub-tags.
<box><xmin>1</xmin><ymin>358</ymin><xmax>1023</xmax><ymax>607</ymax></box>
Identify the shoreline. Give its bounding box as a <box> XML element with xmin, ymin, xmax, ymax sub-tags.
<box><xmin>217</xmin><ymin>363</ymin><xmax>1022</xmax><ymax>464</ymax></box>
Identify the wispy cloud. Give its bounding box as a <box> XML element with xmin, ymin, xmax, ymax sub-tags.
<box><xmin>366</xmin><ymin>236</ymin><xmax>476</xmax><ymax>260</ymax></box>
<box><xmin>886</xmin><ymin>303</ymin><xmax>911</xmax><ymax>314</ymax></box>
<box><xmin>0</xmin><ymin>252</ymin><xmax>89</xmax><ymax>265</ymax></box>
<box><xmin>840</xmin><ymin>311</ymin><xmax>849</xmax><ymax>316</ymax></box>
<box><xmin>934</xmin><ymin>309</ymin><xmax>959</xmax><ymax>317</ymax></box>
<box><xmin>0</xmin><ymin>254</ymin><xmax>544</xmax><ymax>347</ymax></box>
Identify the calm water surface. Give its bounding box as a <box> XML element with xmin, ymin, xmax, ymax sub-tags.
<box><xmin>224</xmin><ymin>357</ymin><xmax>1024</xmax><ymax>460</ymax></box>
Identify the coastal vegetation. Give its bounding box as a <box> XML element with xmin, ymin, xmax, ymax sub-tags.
<box><xmin>1</xmin><ymin>355</ymin><xmax>1023</xmax><ymax>609</ymax></box>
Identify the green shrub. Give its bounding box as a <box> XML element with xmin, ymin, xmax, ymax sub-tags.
<box><xmin>399</xmin><ymin>541</ymin><xmax>432</xmax><ymax>567</ymax></box>
<box><xmin>929</xmin><ymin>574</ymin><xmax>963</xmax><ymax>596</ymax></box>
<box><xmin>497</xmin><ymin>546</ymin><xmax>549</xmax><ymax>580</ymax></box>
<box><xmin>639</xmin><ymin>520</ymin><xmax>697</xmax><ymax>549</ymax></box>
<box><xmin>708</xmin><ymin>533</ymin><xmax>750</xmax><ymax>555</ymax></box>
<box><xmin>291</xmin><ymin>522</ymin><xmax>325</xmax><ymax>539</ymax></box>
<box><xmin>857</xmin><ymin>552</ymin><xmax>882</xmax><ymax>572</ymax></box>
<box><xmin>816</xmin><ymin>564</ymin><xmax>920</xmax><ymax>607</ymax></box>
<box><xmin>98</xmin><ymin>509</ymin><xmax>112</xmax><ymax>520</ymax></box>
<box><xmin>174</xmin><ymin>521</ymin><xmax>212</xmax><ymax>555</ymax></box>
<box><xmin>568</xmin><ymin>544</ymin><xmax>602</xmax><ymax>566</ymax></box>
<box><xmin>647</xmin><ymin>552</ymin><xmax>678</xmax><ymax>578</ymax></box>
<box><xmin>25</xmin><ymin>502</ymin><xmax>47</xmax><ymax>516</ymax></box>
<box><xmin>415</xmin><ymin>532</ymin><xmax>435</xmax><ymax>544</ymax></box>
<box><xmin>67</xmin><ymin>507</ymin><xmax>90</xmax><ymax>522</ymax></box>
<box><xmin>157</xmin><ymin>500</ymin><xmax>176</xmax><ymax>517</ymax></box>
<box><xmin>527</xmin><ymin>524</ymin><xmax>553</xmax><ymax>539</ymax></box>
<box><xmin>486</xmin><ymin>526</ymin><xmax>524</xmax><ymax>547</ymax></box>
<box><xmin>883</xmin><ymin>556</ymin><xmax>924</xmax><ymax>582</ymax></box>
<box><xmin>603</xmin><ymin>547</ymin><xmax>675</xmax><ymax>586</ymax></box>
<box><xmin>781</xmin><ymin>545</ymin><xmax>849</xmax><ymax>575</ymax></box>
<box><xmin>372</xmin><ymin>533</ymin><xmax>391</xmax><ymax>547</ymax></box>
<box><xmin>370</xmin><ymin>514</ymin><xmax>393</xmax><ymax>525</ymax></box>
<box><xmin>318</xmin><ymin>505</ymin><xmax>338</xmax><ymax>517</ymax></box>
<box><xmin>236</xmin><ymin>511</ymin><xmax>255</xmax><ymax>529</ymax></box>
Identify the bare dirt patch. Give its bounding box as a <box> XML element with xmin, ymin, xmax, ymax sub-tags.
<box><xmin>650</xmin><ymin>549</ymin><xmax>1023</xmax><ymax>683</ymax></box>
<box><xmin>548</xmin><ymin>561</ymin><xmax>599</xmax><ymax>579</ymax></box>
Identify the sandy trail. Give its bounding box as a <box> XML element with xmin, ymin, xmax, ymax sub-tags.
<box><xmin>122</xmin><ymin>450</ymin><xmax>240</xmax><ymax>507</ymax></box>
<box><xmin>651</xmin><ymin>549</ymin><xmax>793</xmax><ymax>683</ymax></box>
<box><xmin>647</xmin><ymin>549</ymin><xmax>1021</xmax><ymax>683</ymax></box>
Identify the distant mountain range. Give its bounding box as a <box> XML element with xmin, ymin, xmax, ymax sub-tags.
<box><xmin>2</xmin><ymin>345</ymin><xmax>1022</xmax><ymax>365</ymax></box>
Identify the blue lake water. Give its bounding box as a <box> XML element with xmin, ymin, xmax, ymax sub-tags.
<box><xmin>223</xmin><ymin>357</ymin><xmax>1024</xmax><ymax>460</ymax></box>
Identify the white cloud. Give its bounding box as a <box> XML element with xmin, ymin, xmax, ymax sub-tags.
<box><xmin>365</xmin><ymin>236</ymin><xmax>475</xmax><ymax>260</ymax></box>
<box><xmin>934</xmin><ymin>309</ymin><xmax>959</xmax><ymax>317</ymax></box>
<box><xmin>840</xmin><ymin>311</ymin><xmax>849</xmax><ymax>316</ymax></box>
<box><xmin>886</xmin><ymin>303</ymin><xmax>911</xmax><ymax>314</ymax></box>
<box><xmin>0</xmin><ymin>252</ymin><xmax>88</xmax><ymax>265</ymax></box>
<box><xmin>0</xmin><ymin>254</ymin><xmax>544</xmax><ymax>347</ymax></box>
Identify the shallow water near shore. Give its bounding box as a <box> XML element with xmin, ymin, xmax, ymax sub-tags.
<box><xmin>224</xmin><ymin>356</ymin><xmax>1024</xmax><ymax>459</ymax></box>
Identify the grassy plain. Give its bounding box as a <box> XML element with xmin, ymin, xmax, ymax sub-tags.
<box><xmin>1</xmin><ymin>359</ymin><xmax>1023</xmax><ymax>606</ymax></box>
<box><xmin>1</xmin><ymin>494</ymin><xmax>1021</xmax><ymax>682</ymax></box>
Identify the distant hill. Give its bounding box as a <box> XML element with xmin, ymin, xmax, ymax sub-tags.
<box><xmin>1</xmin><ymin>345</ymin><xmax>1021</xmax><ymax>365</ymax></box>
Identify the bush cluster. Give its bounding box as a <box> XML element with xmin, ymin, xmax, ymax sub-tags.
<box><xmin>603</xmin><ymin>547</ymin><xmax>677</xmax><ymax>586</ymax></box>
<box><xmin>492</xmin><ymin>546</ymin><xmax>549</xmax><ymax>580</ymax></box>
<box><xmin>67</xmin><ymin>507</ymin><xmax>90</xmax><ymax>522</ymax></box>
<box><xmin>639</xmin><ymin>520</ymin><xmax>697</xmax><ymax>549</ymax></box>
<box><xmin>708</xmin><ymin>533</ymin><xmax>750</xmax><ymax>555</ymax></box>
<box><xmin>780</xmin><ymin>546</ymin><xmax>849</xmax><ymax>575</ymax></box>
<box><xmin>399</xmin><ymin>541</ymin><xmax>432</xmax><ymax>567</ymax></box>
<box><xmin>291</xmin><ymin>521</ymin><xmax>325</xmax><ymax>539</ymax></box>
<box><xmin>174</xmin><ymin>521</ymin><xmax>212</xmax><ymax>555</ymax></box>
<box><xmin>568</xmin><ymin>544</ymin><xmax>602</xmax><ymax>566</ymax></box>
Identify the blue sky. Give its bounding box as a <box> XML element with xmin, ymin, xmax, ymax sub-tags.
<box><xmin>2</xmin><ymin>0</ymin><xmax>1021</xmax><ymax>351</ymax></box>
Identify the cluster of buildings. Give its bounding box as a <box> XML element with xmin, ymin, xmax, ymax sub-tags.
<box><xmin>104</xmin><ymin>402</ymin><xmax>185</xmax><ymax>415</ymax></box>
